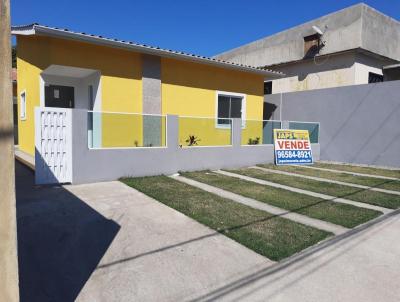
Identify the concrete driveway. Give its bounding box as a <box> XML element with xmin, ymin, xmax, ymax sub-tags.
<box><xmin>16</xmin><ymin>161</ymin><xmax>400</xmax><ymax>301</ymax></box>
<box><xmin>16</xmin><ymin>162</ymin><xmax>272</xmax><ymax>302</ymax></box>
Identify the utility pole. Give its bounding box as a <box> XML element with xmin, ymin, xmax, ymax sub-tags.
<box><xmin>0</xmin><ymin>0</ymin><xmax>20</xmax><ymax>301</ymax></box>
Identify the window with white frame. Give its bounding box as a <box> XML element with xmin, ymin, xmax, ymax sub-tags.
<box><xmin>20</xmin><ymin>91</ymin><xmax>26</xmax><ymax>120</ymax></box>
<box><xmin>217</xmin><ymin>92</ymin><xmax>245</xmax><ymax>126</ymax></box>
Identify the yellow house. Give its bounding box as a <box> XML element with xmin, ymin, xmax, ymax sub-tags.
<box><xmin>12</xmin><ymin>24</ymin><xmax>282</xmax><ymax>156</ymax></box>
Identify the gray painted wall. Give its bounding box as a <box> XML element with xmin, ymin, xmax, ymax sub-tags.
<box><xmin>142</xmin><ymin>54</ymin><xmax>162</xmax><ymax>146</ymax></box>
<box><xmin>265</xmin><ymin>80</ymin><xmax>400</xmax><ymax>167</ymax></box>
<box><xmin>142</xmin><ymin>54</ymin><xmax>161</xmax><ymax>114</ymax></box>
<box><xmin>70</xmin><ymin>111</ymin><xmax>320</xmax><ymax>184</ymax></box>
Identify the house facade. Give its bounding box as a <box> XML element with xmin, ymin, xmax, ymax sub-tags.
<box><xmin>215</xmin><ymin>3</ymin><xmax>400</xmax><ymax>94</ymax></box>
<box><xmin>13</xmin><ymin>24</ymin><xmax>281</xmax><ymax>156</ymax></box>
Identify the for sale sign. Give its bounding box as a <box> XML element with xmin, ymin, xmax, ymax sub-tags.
<box><xmin>273</xmin><ymin>129</ymin><xmax>313</xmax><ymax>165</ymax></box>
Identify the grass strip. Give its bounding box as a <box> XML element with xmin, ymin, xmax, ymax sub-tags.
<box><xmin>314</xmin><ymin>162</ymin><xmax>400</xmax><ymax>179</ymax></box>
<box><xmin>182</xmin><ymin>171</ymin><xmax>382</xmax><ymax>228</ymax></box>
<box><xmin>229</xmin><ymin>168</ymin><xmax>400</xmax><ymax>209</ymax></box>
<box><xmin>258</xmin><ymin>164</ymin><xmax>400</xmax><ymax>193</ymax></box>
<box><xmin>121</xmin><ymin>176</ymin><xmax>331</xmax><ymax>261</ymax></box>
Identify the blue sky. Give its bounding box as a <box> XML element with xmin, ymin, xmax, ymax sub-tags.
<box><xmin>11</xmin><ymin>0</ymin><xmax>400</xmax><ymax>56</ymax></box>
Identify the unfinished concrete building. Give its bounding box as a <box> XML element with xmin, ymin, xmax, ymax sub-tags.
<box><xmin>215</xmin><ymin>3</ymin><xmax>400</xmax><ymax>94</ymax></box>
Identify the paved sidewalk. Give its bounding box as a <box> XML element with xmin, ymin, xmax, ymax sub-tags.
<box><xmin>190</xmin><ymin>213</ymin><xmax>400</xmax><ymax>302</ymax></box>
<box><xmin>16</xmin><ymin>162</ymin><xmax>273</xmax><ymax>302</ymax></box>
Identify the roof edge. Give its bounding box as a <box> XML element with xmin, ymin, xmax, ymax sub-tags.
<box><xmin>12</xmin><ymin>24</ymin><xmax>284</xmax><ymax>79</ymax></box>
<box><xmin>263</xmin><ymin>47</ymin><xmax>397</xmax><ymax>70</ymax></box>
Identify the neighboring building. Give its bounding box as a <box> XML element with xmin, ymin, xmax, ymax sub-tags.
<box><xmin>12</xmin><ymin>24</ymin><xmax>281</xmax><ymax>156</ymax></box>
<box><xmin>215</xmin><ymin>3</ymin><xmax>400</xmax><ymax>94</ymax></box>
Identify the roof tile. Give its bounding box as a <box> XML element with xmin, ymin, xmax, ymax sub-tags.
<box><xmin>11</xmin><ymin>23</ymin><xmax>283</xmax><ymax>77</ymax></box>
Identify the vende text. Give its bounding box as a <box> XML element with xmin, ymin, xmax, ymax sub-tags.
<box><xmin>277</xmin><ymin>140</ymin><xmax>310</xmax><ymax>149</ymax></box>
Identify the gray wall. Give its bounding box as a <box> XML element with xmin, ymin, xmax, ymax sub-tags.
<box><xmin>70</xmin><ymin>111</ymin><xmax>319</xmax><ymax>184</ymax></box>
<box><xmin>362</xmin><ymin>5</ymin><xmax>400</xmax><ymax>62</ymax></box>
<box><xmin>142</xmin><ymin>55</ymin><xmax>162</xmax><ymax>147</ymax></box>
<box><xmin>142</xmin><ymin>54</ymin><xmax>161</xmax><ymax>114</ymax></box>
<box><xmin>266</xmin><ymin>80</ymin><xmax>400</xmax><ymax>167</ymax></box>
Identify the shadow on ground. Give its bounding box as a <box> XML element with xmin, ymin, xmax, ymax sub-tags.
<box><xmin>16</xmin><ymin>161</ymin><xmax>120</xmax><ymax>302</ymax></box>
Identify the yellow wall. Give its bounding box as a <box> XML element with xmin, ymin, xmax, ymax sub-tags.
<box><xmin>17</xmin><ymin>36</ymin><xmax>265</xmax><ymax>153</ymax></box>
<box><xmin>16</xmin><ymin>52</ymin><xmax>40</xmax><ymax>154</ymax></box>
<box><xmin>17</xmin><ymin>35</ymin><xmax>142</xmax><ymax>154</ymax></box>
<box><xmin>161</xmin><ymin>58</ymin><xmax>264</xmax><ymax>146</ymax></box>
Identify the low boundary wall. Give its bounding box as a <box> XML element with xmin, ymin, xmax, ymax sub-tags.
<box><xmin>70</xmin><ymin>110</ymin><xmax>320</xmax><ymax>184</ymax></box>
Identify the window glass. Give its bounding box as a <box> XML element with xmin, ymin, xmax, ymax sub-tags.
<box><xmin>218</xmin><ymin>96</ymin><xmax>230</xmax><ymax>124</ymax></box>
<box><xmin>230</xmin><ymin>97</ymin><xmax>242</xmax><ymax>118</ymax></box>
<box><xmin>217</xmin><ymin>94</ymin><xmax>243</xmax><ymax>125</ymax></box>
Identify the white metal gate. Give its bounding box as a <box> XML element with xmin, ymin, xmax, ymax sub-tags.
<box><xmin>35</xmin><ymin>107</ymin><xmax>72</xmax><ymax>184</ymax></box>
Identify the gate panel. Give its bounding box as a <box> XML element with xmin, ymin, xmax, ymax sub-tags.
<box><xmin>35</xmin><ymin>107</ymin><xmax>72</xmax><ymax>184</ymax></box>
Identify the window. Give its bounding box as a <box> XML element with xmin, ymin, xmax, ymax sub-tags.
<box><xmin>264</xmin><ymin>81</ymin><xmax>272</xmax><ymax>95</ymax></box>
<box><xmin>216</xmin><ymin>92</ymin><xmax>245</xmax><ymax>126</ymax></box>
<box><xmin>368</xmin><ymin>72</ymin><xmax>383</xmax><ymax>83</ymax></box>
<box><xmin>20</xmin><ymin>91</ymin><xmax>26</xmax><ymax>120</ymax></box>
<box><xmin>303</xmin><ymin>33</ymin><xmax>321</xmax><ymax>58</ymax></box>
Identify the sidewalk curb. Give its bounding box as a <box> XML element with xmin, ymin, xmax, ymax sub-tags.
<box><xmin>15</xmin><ymin>153</ymin><xmax>35</xmax><ymax>171</ymax></box>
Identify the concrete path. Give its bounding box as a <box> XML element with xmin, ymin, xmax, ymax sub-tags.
<box><xmin>298</xmin><ymin>164</ymin><xmax>400</xmax><ymax>181</ymax></box>
<box><xmin>15</xmin><ymin>161</ymin><xmax>273</xmax><ymax>302</ymax></box>
<box><xmin>174</xmin><ymin>175</ymin><xmax>348</xmax><ymax>235</ymax></box>
<box><xmin>189</xmin><ymin>212</ymin><xmax>400</xmax><ymax>302</ymax></box>
<box><xmin>252</xmin><ymin>166</ymin><xmax>400</xmax><ymax>196</ymax></box>
<box><xmin>14</xmin><ymin>146</ymin><xmax>35</xmax><ymax>170</ymax></box>
<box><xmin>217</xmin><ymin>170</ymin><xmax>391</xmax><ymax>214</ymax></box>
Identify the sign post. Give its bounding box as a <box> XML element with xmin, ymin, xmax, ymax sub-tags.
<box><xmin>274</xmin><ymin>129</ymin><xmax>313</xmax><ymax>165</ymax></box>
